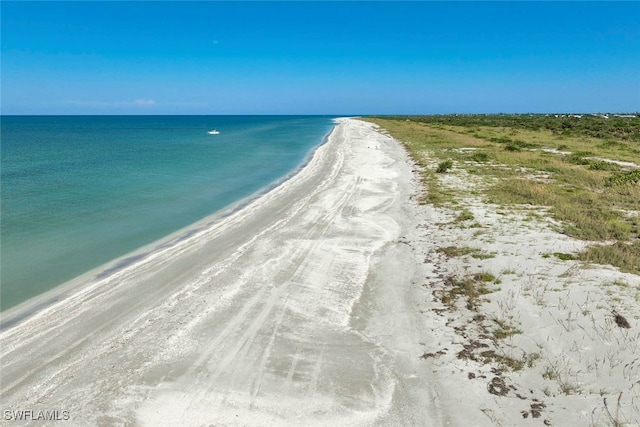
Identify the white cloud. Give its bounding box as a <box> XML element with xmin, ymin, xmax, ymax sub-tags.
<box><xmin>133</xmin><ymin>99</ymin><xmax>156</xmax><ymax>106</ymax></box>
<box><xmin>67</xmin><ymin>99</ymin><xmax>157</xmax><ymax>108</ymax></box>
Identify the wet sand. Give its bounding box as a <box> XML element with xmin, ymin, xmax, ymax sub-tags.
<box><xmin>0</xmin><ymin>119</ymin><xmax>440</xmax><ymax>426</ymax></box>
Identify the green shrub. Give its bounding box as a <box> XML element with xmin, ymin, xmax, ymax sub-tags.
<box><xmin>605</xmin><ymin>219</ymin><xmax>633</xmax><ymax>240</ymax></box>
<box><xmin>470</xmin><ymin>152</ymin><xmax>490</xmax><ymax>162</ymax></box>
<box><xmin>504</xmin><ymin>142</ymin><xmax>522</xmax><ymax>151</ymax></box>
<box><xmin>455</xmin><ymin>209</ymin><xmax>475</xmax><ymax>222</ymax></box>
<box><xmin>473</xmin><ymin>272</ymin><xmax>496</xmax><ymax>282</ymax></box>
<box><xmin>588</xmin><ymin>161</ymin><xmax>617</xmax><ymax>171</ymax></box>
<box><xmin>565</xmin><ymin>153</ymin><xmax>592</xmax><ymax>165</ymax></box>
<box><xmin>553</xmin><ymin>252</ymin><xmax>576</xmax><ymax>261</ymax></box>
<box><xmin>436</xmin><ymin>160</ymin><xmax>453</xmax><ymax>173</ymax></box>
<box><xmin>605</xmin><ymin>170</ymin><xmax>640</xmax><ymax>186</ymax></box>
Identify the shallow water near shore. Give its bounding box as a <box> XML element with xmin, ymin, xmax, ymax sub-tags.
<box><xmin>0</xmin><ymin>118</ymin><xmax>434</xmax><ymax>426</ymax></box>
<box><xmin>1</xmin><ymin>115</ymin><xmax>334</xmax><ymax>310</ymax></box>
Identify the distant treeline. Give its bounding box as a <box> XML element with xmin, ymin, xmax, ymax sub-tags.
<box><xmin>373</xmin><ymin>114</ymin><xmax>640</xmax><ymax>142</ymax></box>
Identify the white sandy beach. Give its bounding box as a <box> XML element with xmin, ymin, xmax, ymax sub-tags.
<box><xmin>2</xmin><ymin>118</ymin><xmax>639</xmax><ymax>427</ymax></box>
<box><xmin>0</xmin><ymin>119</ymin><xmax>437</xmax><ymax>425</ymax></box>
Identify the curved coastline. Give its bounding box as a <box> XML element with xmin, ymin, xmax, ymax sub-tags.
<box><xmin>1</xmin><ymin>117</ymin><xmax>437</xmax><ymax>426</ymax></box>
<box><xmin>0</xmin><ymin>120</ymin><xmax>341</xmax><ymax>330</ymax></box>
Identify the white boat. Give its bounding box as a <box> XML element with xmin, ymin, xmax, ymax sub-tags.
<box><xmin>207</xmin><ymin>130</ymin><xmax>220</xmax><ymax>135</ymax></box>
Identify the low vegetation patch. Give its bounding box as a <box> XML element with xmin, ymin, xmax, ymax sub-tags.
<box><xmin>587</xmin><ymin>160</ymin><xmax>619</xmax><ymax>171</ymax></box>
<box><xmin>579</xmin><ymin>242</ymin><xmax>640</xmax><ymax>275</ymax></box>
<box><xmin>564</xmin><ymin>151</ymin><xmax>593</xmax><ymax>165</ymax></box>
<box><xmin>437</xmin><ymin>274</ymin><xmax>494</xmax><ymax>311</ymax></box>
<box><xmin>374</xmin><ymin>114</ymin><xmax>640</xmax><ymax>142</ymax></box>
<box><xmin>436</xmin><ymin>159</ymin><xmax>453</xmax><ymax>173</ymax></box>
<box><xmin>474</xmin><ymin>272</ymin><xmax>498</xmax><ymax>283</ymax></box>
<box><xmin>479</xmin><ymin>350</ymin><xmax>527</xmax><ymax>371</ymax></box>
<box><xmin>553</xmin><ymin>252</ymin><xmax>576</xmax><ymax>261</ymax></box>
<box><xmin>436</xmin><ymin>246</ymin><xmax>496</xmax><ymax>259</ymax></box>
<box><xmin>455</xmin><ymin>208</ymin><xmax>475</xmax><ymax>222</ymax></box>
<box><xmin>492</xmin><ymin>317</ymin><xmax>523</xmax><ymax>339</ymax></box>
<box><xmin>470</xmin><ymin>151</ymin><xmax>490</xmax><ymax>162</ymax></box>
<box><xmin>364</xmin><ymin>115</ymin><xmax>640</xmax><ymax>274</ymax></box>
<box><xmin>605</xmin><ymin>170</ymin><xmax>640</xmax><ymax>186</ymax></box>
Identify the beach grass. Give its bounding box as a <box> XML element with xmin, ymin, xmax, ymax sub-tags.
<box><xmin>363</xmin><ymin>115</ymin><xmax>640</xmax><ymax>274</ymax></box>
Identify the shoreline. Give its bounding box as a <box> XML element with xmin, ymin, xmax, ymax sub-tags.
<box><xmin>4</xmin><ymin>117</ymin><xmax>636</xmax><ymax>425</ymax></box>
<box><xmin>0</xmin><ymin>122</ymin><xmax>339</xmax><ymax>330</ymax></box>
<box><xmin>1</xmin><ymin>118</ymin><xmax>432</xmax><ymax>425</ymax></box>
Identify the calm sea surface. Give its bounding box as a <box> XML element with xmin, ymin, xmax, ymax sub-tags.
<box><xmin>1</xmin><ymin>116</ymin><xmax>335</xmax><ymax>310</ymax></box>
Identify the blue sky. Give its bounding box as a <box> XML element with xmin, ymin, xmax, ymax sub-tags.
<box><xmin>2</xmin><ymin>1</ymin><xmax>639</xmax><ymax>115</ymax></box>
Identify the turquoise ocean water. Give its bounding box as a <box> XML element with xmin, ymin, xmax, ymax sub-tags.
<box><xmin>1</xmin><ymin>116</ymin><xmax>335</xmax><ymax>311</ymax></box>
